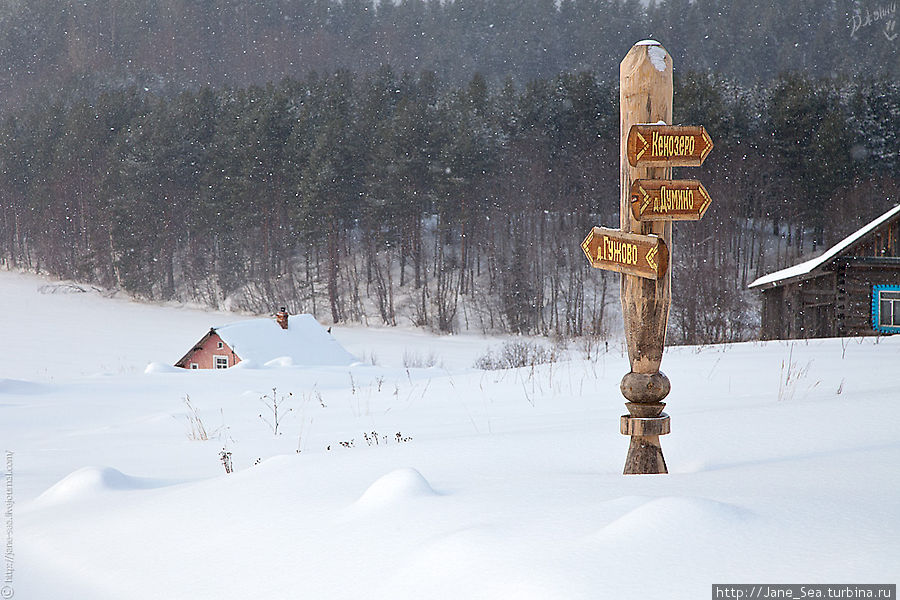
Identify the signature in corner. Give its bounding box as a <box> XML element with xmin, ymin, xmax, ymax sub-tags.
<box><xmin>850</xmin><ymin>3</ymin><xmax>898</xmax><ymax>41</ymax></box>
<box><xmin>886</xmin><ymin>19</ymin><xmax>898</xmax><ymax>41</ymax></box>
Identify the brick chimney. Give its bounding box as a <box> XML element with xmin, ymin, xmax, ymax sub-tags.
<box><xmin>275</xmin><ymin>307</ymin><xmax>289</xmax><ymax>330</ymax></box>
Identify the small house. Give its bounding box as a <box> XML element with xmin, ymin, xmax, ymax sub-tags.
<box><xmin>748</xmin><ymin>204</ymin><xmax>900</xmax><ymax>340</ymax></box>
<box><xmin>175</xmin><ymin>309</ymin><xmax>356</xmax><ymax>369</ymax></box>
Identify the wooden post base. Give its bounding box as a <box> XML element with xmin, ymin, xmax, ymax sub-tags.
<box><xmin>623</xmin><ymin>433</ymin><xmax>668</xmax><ymax>475</ymax></box>
<box><xmin>620</xmin><ymin>370</ymin><xmax>670</xmax><ymax>475</ymax></box>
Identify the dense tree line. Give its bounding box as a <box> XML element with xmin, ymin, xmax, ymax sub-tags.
<box><xmin>1</xmin><ymin>0</ymin><xmax>897</xmax><ymax>342</ymax></box>
<box><xmin>0</xmin><ymin>0</ymin><xmax>896</xmax><ymax>110</ymax></box>
<box><xmin>1</xmin><ymin>68</ymin><xmax>897</xmax><ymax>342</ymax></box>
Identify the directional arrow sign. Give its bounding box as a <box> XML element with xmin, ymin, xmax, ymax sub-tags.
<box><xmin>581</xmin><ymin>227</ymin><xmax>668</xmax><ymax>280</ymax></box>
<box><xmin>630</xmin><ymin>179</ymin><xmax>712</xmax><ymax>221</ymax></box>
<box><xmin>627</xmin><ymin>124</ymin><xmax>713</xmax><ymax>167</ymax></box>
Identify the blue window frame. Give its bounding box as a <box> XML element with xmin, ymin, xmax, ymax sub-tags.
<box><xmin>872</xmin><ymin>285</ymin><xmax>900</xmax><ymax>333</ymax></box>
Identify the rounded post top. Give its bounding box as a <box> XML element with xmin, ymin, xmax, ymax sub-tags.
<box><xmin>622</xmin><ymin>40</ymin><xmax>672</xmax><ymax>75</ymax></box>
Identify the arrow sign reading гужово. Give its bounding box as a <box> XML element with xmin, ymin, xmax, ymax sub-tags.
<box><xmin>630</xmin><ymin>179</ymin><xmax>712</xmax><ymax>221</ymax></box>
<box><xmin>627</xmin><ymin>124</ymin><xmax>713</xmax><ymax>167</ymax></box>
<box><xmin>581</xmin><ymin>227</ymin><xmax>668</xmax><ymax>280</ymax></box>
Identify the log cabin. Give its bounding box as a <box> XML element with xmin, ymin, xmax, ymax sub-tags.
<box><xmin>749</xmin><ymin>205</ymin><xmax>900</xmax><ymax>340</ymax></box>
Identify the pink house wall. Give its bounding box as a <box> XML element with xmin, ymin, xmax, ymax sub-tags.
<box><xmin>178</xmin><ymin>332</ymin><xmax>242</xmax><ymax>369</ymax></box>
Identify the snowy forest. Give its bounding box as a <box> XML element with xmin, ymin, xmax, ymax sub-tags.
<box><xmin>0</xmin><ymin>0</ymin><xmax>898</xmax><ymax>343</ymax></box>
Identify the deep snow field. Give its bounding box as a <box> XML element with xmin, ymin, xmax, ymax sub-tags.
<box><xmin>1</xmin><ymin>270</ymin><xmax>898</xmax><ymax>599</ymax></box>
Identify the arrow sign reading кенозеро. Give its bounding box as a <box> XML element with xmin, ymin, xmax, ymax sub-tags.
<box><xmin>581</xmin><ymin>227</ymin><xmax>668</xmax><ymax>280</ymax></box>
<box><xmin>627</xmin><ymin>124</ymin><xmax>713</xmax><ymax>167</ymax></box>
<box><xmin>630</xmin><ymin>179</ymin><xmax>712</xmax><ymax>221</ymax></box>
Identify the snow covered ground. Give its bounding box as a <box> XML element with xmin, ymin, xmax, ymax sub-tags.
<box><xmin>1</xmin><ymin>270</ymin><xmax>898</xmax><ymax>599</ymax></box>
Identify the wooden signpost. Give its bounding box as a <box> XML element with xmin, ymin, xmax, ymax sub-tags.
<box><xmin>627</xmin><ymin>124</ymin><xmax>713</xmax><ymax>167</ymax></box>
<box><xmin>581</xmin><ymin>227</ymin><xmax>668</xmax><ymax>280</ymax></box>
<box><xmin>629</xmin><ymin>180</ymin><xmax>712</xmax><ymax>221</ymax></box>
<box><xmin>581</xmin><ymin>40</ymin><xmax>714</xmax><ymax>475</ymax></box>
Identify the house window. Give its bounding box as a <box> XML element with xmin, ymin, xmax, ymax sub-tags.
<box><xmin>873</xmin><ymin>285</ymin><xmax>900</xmax><ymax>333</ymax></box>
<box><xmin>190</xmin><ymin>363</ymin><xmax>199</xmax><ymax>370</ymax></box>
<box><xmin>217</xmin><ymin>341</ymin><xmax>224</xmax><ymax>349</ymax></box>
<box><xmin>214</xmin><ymin>355</ymin><xmax>229</xmax><ymax>369</ymax></box>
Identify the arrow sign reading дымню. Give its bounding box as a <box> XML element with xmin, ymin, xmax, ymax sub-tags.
<box><xmin>629</xmin><ymin>179</ymin><xmax>712</xmax><ymax>221</ymax></box>
<box><xmin>627</xmin><ymin>124</ymin><xmax>713</xmax><ymax>167</ymax></box>
<box><xmin>581</xmin><ymin>227</ymin><xmax>668</xmax><ymax>280</ymax></box>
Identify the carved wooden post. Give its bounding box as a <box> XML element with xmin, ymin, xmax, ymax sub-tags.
<box><xmin>619</xmin><ymin>41</ymin><xmax>673</xmax><ymax>475</ymax></box>
<box><xmin>581</xmin><ymin>40</ymin><xmax>712</xmax><ymax>474</ymax></box>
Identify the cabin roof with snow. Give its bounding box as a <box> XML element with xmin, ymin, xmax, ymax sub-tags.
<box><xmin>175</xmin><ymin>314</ymin><xmax>356</xmax><ymax>369</ymax></box>
<box><xmin>749</xmin><ymin>204</ymin><xmax>900</xmax><ymax>290</ymax></box>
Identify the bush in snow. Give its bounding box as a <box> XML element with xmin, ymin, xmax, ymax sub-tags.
<box><xmin>474</xmin><ymin>341</ymin><xmax>558</xmax><ymax>370</ymax></box>
<box><xmin>258</xmin><ymin>387</ymin><xmax>293</xmax><ymax>437</ymax></box>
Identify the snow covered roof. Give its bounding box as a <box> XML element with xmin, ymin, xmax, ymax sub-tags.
<box><xmin>748</xmin><ymin>204</ymin><xmax>900</xmax><ymax>290</ymax></box>
<box><xmin>214</xmin><ymin>314</ymin><xmax>357</xmax><ymax>367</ymax></box>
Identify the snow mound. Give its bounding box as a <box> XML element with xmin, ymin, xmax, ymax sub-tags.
<box><xmin>231</xmin><ymin>358</ymin><xmax>260</xmax><ymax>369</ymax></box>
<box><xmin>263</xmin><ymin>356</ymin><xmax>294</xmax><ymax>368</ymax></box>
<box><xmin>381</xmin><ymin>527</ymin><xmax>573</xmax><ymax>599</ymax></box>
<box><xmin>354</xmin><ymin>468</ymin><xmax>438</xmax><ymax>509</ymax></box>
<box><xmin>144</xmin><ymin>362</ymin><xmax>181</xmax><ymax>374</ymax></box>
<box><xmin>34</xmin><ymin>466</ymin><xmax>172</xmax><ymax>507</ymax></box>
<box><xmin>0</xmin><ymin>378</ymin><xmax>48</xmax><ymax>395</ymax></box>
<box><xmin>597</xmin><ymin>496</ymin><xmax>753</xmax><ymax>541</ymax></box>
